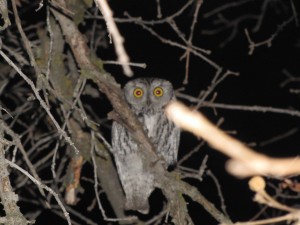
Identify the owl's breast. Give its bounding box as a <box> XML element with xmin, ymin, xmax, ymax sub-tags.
<box><xmin>143</xmin><ymin>113</ymin><xmax>163</xmax><ymax>140</ymax></box>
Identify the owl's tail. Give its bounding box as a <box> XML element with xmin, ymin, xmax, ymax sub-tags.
<box><xmin>115</xmin><ymin>153</ymin><xmax>154</xmax><ymax>214</ymax></box>
<box><xmin>125</xmin><ymin>196</ymin><xmax>150</xmax><ymax>214</ymax></box>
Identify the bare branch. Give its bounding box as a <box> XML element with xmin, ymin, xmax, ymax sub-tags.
<box><xmin>90</xmin><ymin>131</ymin><xmax>136</xmax><ymax>222</ymax></box>
<box><xmin>94</xmin><ymin>0</ymin><xmax>133</xmax><ymax>76</ymax></box>
<box><xmin>0</xmin><ymin>50</ymin><xmax>79</xmax><ymax>155</ymax></box>
<box><xmin>0</xmin><ymin>132</ymin><xmax>28</xmax><ymax>225</ymax></box>
<box><xmin>245</xmin><ymin>16</ymin><xmax>294</xmax><ymax>55</ymax></box>
<box><xmin>166</xmin><ymin>101</ymin><xmax>300</xmax><ymax>178</ymax></box>
<box><xmin>0</xmin><ymin>0</ymin><xmax>11</xmax><ymax>30</ymax></box>
<box><xmin>6</xmin><ymin>159</ymin><xmax>71</xmax><ymax>225</ymax></box>
<box><xmin>176</xmin><ymin>92</ymin><xmax>300</xmax><ymax>117</ymax></box>
<box><xmin>103</xmin><ymin>60</ymin><xmax>147</xmax><ymax>69</ymax></box>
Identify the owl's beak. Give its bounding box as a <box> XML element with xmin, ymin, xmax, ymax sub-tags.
<box><xmin>146</xmin><ymin>97</ymin><xmax>151</xmax><ymax>106</ymax></box>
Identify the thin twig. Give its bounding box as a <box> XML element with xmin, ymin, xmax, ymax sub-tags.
<box><xmin>11</xmin><ymin>0</ymin><xmax>41</xmax><ymax>76</ymax></box>
<box><xmin>46</xmin><ymin>5</ymin><xmax>54</xmax><ymax>80</ymax></box>
<box><xmin>103</xmin><ymin>60</ymin><xmax>147</xmax><ymax>69</ymax></box>
<box><xmin>260</xmin><ymin>127</ymin><xmax>299</xmax><ymax>147</ymax></box>
<box><xmin>6</xmin><ymin>159</ymin><xmax>72</xmax><ymax>225</ymax></box>
<box><xmin>207</xmin><ymin>170</ymin><xmax>230</xmax><ymax>219</ymax></box>
<box><xmin>290</xmin><ymin>0</ymin><xmax>299</xmax><ymax>27</ymax></box>
<box><xmin>95</xmin><ymin>0</ymin><xmax>133</xmax><ymax>76</ymax></box>
<box><xmin>176</xmin><ymin>92</ymin><xmax>300</xmax><ymax>118</ymax></box>
<box><xmin>90</xmin><ymin>132</ymin><xmax>136</xmax><ymax>222</ymax></box>
<box><xmin>1</xmin><ymin>121</ymin><xmax>49</xmax><ymax>205</ymax></box>
<box><xmin>0</xmin><ymin>50</ymin><xmax>79</xmax><ymax>154</ymax></box>
<box><xmin>125</xmin><ymin>12</ymin><xmax>220</xmax><ymax>71</ymax></box>
<box><xmin>245</xmin><ymin>16</ymin><xmax>294</xmax><ymax>55</ymax></box>
<box><xmin>181</xmin><ymin>0</ymin><xmax>203</xmax><ymax>85</ymax></box>
<box><xmin>86</xmin><ymin>0</ymin><xmax>194</xmax><ymax>25</ymax></box>
<box><xmin>203</xmin><ymin>0</ymin><xmax>256</xmax><ymax>18</ymax></box>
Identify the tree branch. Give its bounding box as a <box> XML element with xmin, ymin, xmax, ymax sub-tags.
<box><xmin>166</xmin><ymin>101</ymin><xmax>300</xmax><ymax>178</ymax></box>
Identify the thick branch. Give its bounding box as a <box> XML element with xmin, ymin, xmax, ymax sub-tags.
<box><xmin>166</xmin><ymin>101</ymin><xmax>300</xmax><ymax>178</ymax></box>
<box><xmin>0</xmin><ymin>125</ymin><xmax>28</xmax><ymax>225</ymax></box>
<box><xmin>51</xmin><ymin>0</ymin><xmax>156</xmax><ymax>157</ymax></box>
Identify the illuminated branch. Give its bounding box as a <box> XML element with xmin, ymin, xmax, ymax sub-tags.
<box><xmin>166</xmin><ymin>101</ymin><xmax>300</xmax><ymax>178</ymax></box>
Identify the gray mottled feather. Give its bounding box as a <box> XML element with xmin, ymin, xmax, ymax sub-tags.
<box><xmin>112</xmin><ymin>121</ymin><xmax>154</xmax><ymax>213</ymax></box>
<box><xmin>111</xmin><ymin>78</ymin><xmax>180</xmax><ymax>213</ymax></box>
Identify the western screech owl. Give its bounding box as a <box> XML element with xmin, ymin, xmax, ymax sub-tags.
<box><xmin>111</xmin><ymin>78</ymin><xmax>180</xmax><ymax>214</ymax></box>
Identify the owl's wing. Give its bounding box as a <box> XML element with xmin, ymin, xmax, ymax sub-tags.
<box><xmin>147</xmin><ymin>114</ymin><xmax>180</xmax><ymax>166</ymax></box>
<box><xmin>111</xmin><ymin>122</ymin><xmax>155</xmax><ymax>214</ymax></box>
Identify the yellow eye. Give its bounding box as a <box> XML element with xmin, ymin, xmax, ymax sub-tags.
<box><xmin>153</xmin><ymin>87</ymin><xmax>164</xmax><ymax>97</ymax></box>
<box><xmin>133</xmin><ymin>87</ymin><xmax>144</xmax><ymax>98</ymax></box>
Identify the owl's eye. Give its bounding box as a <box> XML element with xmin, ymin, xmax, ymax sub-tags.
<box><xmin>133</xmin><ymin>87</ymin><xmax>144</xmax><ymax>98</ymax></box>
<box><xmin>153</xmin><ymin>87</ymin><xmax>164</xmax><ymax>97</ymax></box>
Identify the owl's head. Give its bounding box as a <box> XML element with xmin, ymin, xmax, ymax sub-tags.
<box><xmin>123</xmin><ymin>78</ymin><xmax>175</xmax><ymax>114</ymax></box>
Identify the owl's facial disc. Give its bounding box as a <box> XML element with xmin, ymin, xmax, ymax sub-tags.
<box><xmin>123</xmin><ymin>78</ymin><xmax>175</xmax><ymax>114</ymax></box>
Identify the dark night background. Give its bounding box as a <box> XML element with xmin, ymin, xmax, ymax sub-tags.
<box><xmin>2</xmin><ymin>0</ymin><xmax>300</xmax><ymax>224</ymax></box>
<box><xmin>98</xmin><ymin>0</ymin><xmax>300</xmax><ymax>223</ymax></box>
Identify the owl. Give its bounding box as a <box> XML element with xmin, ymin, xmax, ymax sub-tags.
<box><xmin>111</xmin><ymin>78</ymin><xmax>180</xmax><ymax>214</ymax></box>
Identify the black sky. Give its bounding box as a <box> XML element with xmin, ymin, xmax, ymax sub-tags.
<box><xmin>97</xmin><ymin>1</ymin><xmax>300</xmax><ymax>223</ymax></box>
